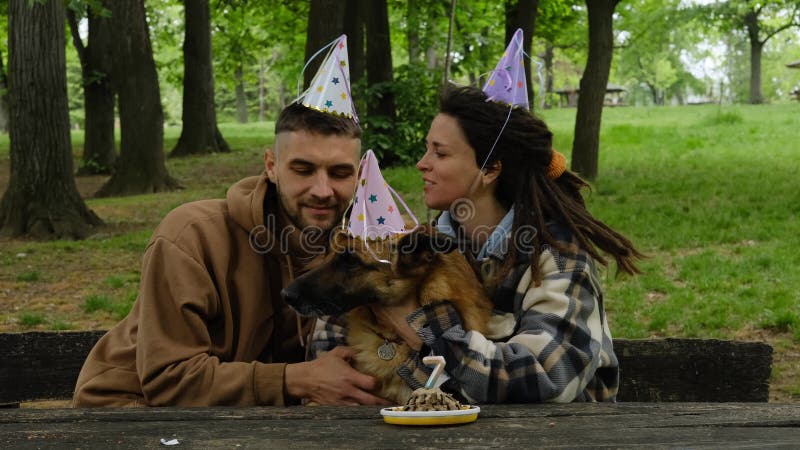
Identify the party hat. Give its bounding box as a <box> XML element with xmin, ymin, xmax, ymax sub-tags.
<box><xmin>298</xmin><ymin>34</ymin><xmax>358</xmax><ymax>122</ymax></box>
<box><xmin>482</xmin><ymin>28</ymin><xmax>528</xmax><ymax>109</ymax></box>
<box><xmin>347</xmin><ymin>150</ymin><xmax>417</xmax><ymax>240</ymax></box>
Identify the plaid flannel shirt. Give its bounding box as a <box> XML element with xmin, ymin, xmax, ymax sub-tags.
<box><xmin>310</xmin><ymin>216</ymin><xmax>619</xmax><ymax>403</ymax></box>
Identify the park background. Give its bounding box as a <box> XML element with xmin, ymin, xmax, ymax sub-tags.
<box><xmin>0</xmin><ymin>1</ymin><xmax>798</xmax><ymax>402</ymax></box>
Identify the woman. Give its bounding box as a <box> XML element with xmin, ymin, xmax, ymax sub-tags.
<box><xmin>415</xmin><ymin>83</ymin><xmax>642</xmax><ymax>402</ymax></box>
<box><xmin>313</xmin><ymin>84</ymin><xmax>642</xmax><ymax>403</ymax></box>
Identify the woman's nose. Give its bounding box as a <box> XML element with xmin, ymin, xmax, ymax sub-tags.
<box><xmin>416</xmin><ymin>153</ymin><xmax>429</xmax><ymax>171</ymax></box>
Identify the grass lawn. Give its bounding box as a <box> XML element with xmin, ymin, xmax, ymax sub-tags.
<box><xmin>1</xmin><ymin>103</ymin><xmax>798</xmax><ymax>401</ymax></box>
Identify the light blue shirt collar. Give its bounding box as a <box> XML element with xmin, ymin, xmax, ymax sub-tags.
<box><xmin>436</xmin><ymin>206</ymin><xmax>515</xmax><ymax>261</ymax></box>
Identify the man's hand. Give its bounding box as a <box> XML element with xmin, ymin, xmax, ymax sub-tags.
<box><xmin>285</xmin><ymin>346</ymin><xmax>391</xmax><ymax>406</ymax></box>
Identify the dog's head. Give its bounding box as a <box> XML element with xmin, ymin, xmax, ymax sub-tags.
<box><xmin>282</xmin><ymin>225</ymin><xmax>459</xmax><ymax>317</ymax></box>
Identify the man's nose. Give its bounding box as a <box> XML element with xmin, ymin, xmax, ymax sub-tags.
<box><xmin>309</xmin><ymin>172</ymin><xmax>334</xmax><ymax>199</ymax></box>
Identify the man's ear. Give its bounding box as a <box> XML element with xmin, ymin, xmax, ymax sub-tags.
<box><xmin>264</xmin><ymin>149</ymin><xmax>277</xmax><ymax>183</ymax></box>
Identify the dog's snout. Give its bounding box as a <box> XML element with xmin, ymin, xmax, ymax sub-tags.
<box><xmin>281</xmin><ymin>287</ymin><xmax>299</xmax><ymax>304</ymax></box>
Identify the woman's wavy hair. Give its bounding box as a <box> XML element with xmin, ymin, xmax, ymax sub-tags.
<box><xmin>438</xmin><ymin>84</ymin><xmax>642</xmax><ymax>281</ymax></box>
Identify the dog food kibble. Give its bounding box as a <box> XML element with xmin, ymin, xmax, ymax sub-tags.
<box><xmin>402</xmin><ymin>387</ymin><xmax>462</xmax><ymax>411</ymax></box>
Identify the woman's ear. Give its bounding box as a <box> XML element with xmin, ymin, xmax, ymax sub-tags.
<box><xmin>481</xmin><ymin>161</ymin><xmax>502</xmax><ymax>186</ymax></box>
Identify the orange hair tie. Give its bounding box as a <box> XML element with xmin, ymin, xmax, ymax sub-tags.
<box><xmin>547</xmin><ymin>149</ymin><xmax>567</xmax><ymax>179</ymax></box>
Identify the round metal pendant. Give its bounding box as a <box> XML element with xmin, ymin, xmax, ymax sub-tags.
<box><xmin>377</xmin><ymin>341</ymin><xmax>396</xmax><ymax>361</ymax></box>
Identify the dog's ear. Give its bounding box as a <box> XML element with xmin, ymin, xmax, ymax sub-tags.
<box><xmin>394</xmin><ymin>229</ymin><xmax>459</xmax><ymax>275</ymax></box>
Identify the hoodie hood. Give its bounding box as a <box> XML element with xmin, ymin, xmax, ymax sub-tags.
<box><xmin>226</xmin><ymin>173</ymin><xmax>281</xmax><ymax>258</ymax></box>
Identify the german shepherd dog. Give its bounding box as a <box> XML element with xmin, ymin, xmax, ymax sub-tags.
<box><xmin>282</xmin><ymin>225</ymin><xmax>493</xmax><ymax>404</ymax></box>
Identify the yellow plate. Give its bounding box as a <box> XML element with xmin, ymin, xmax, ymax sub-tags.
<box><xmin>380</xmin><ymin>405</ymin><xmax>480</xmax><ymax>426</ymax></box>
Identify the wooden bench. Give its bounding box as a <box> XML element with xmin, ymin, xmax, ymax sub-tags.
<box><xmin>0</xmin><ymin>331</ymin><xmax>773</xmax><ymax>407</ymax></box>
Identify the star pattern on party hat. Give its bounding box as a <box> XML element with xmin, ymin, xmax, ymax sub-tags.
<box><xmin>298</xmin><ymin>34</ymin><xmax>358</xmax><ymax>122</ymax></box>
<box><xmin>482</xmin><ymin>28</ymin><xmax>528</xmax><ymax>109</ymax></box>
<box><xmin>348</xmin><ymin>150</ymin><xmax>417</xmax><ymax>240</ymax></box>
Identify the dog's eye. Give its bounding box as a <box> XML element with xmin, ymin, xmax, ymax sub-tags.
<box><xmin>337</xmin><ymin>248</ymin><xmax>359</xmax><ymax>266</ymax></box>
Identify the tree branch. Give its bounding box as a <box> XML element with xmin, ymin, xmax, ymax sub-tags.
<box><xmin>66</xmin><ymin>8</ymin><xmax>87</xmax><ymax>68</ymax></box>
<box><xmin>760</xmin><ymin>19</ymin><xmax>799</xmax><ymax>45</ymax></box>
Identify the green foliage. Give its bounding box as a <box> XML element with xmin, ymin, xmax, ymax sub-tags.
<box><xmin>535</xmin><ymin>103</ymin><xmax>800</xmax><ymax>342</ymax></box>
<box><xmin>51</xmin><ymin>319</ymin><xmax>75</xmax><ymax>331</ymax></box>
<box><xmin>702</xmin><ymin>109</ymin><xmax>743</xmax><ymax>125</ymax></box>
<box><xmin>19</xmin><ymin>312</ymin><xmax>46</xmax><ymax>327</ymax></box>
<box><xmin>359</xmin><ymin>64</ymin><xmax>440</xmax><ymax>165</ymax></box>
<box><xmin>83</xmin><ymin>294</ymin><xmax>113</xmax><ymax>313</ymax></box>
<box><xmin>16</xmin><ymin>271</ymin><xmax>41</xmax><ymax>282</ymax></box>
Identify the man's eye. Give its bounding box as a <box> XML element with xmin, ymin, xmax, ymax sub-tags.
<box><xmin>330</xmin><ymin>169</ymin><xmax>354</xmax><ymax>179</ymax></box>
<box><xmin>292</xmin><ymin>167</ymin><xmax>313</xmax><ymax>176</ymax></box>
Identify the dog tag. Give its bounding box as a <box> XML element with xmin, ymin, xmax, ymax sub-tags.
<box><xmin>378</xmin><ymin>340</ymin><xmax>396</xmax><ymax>360</ymax></box>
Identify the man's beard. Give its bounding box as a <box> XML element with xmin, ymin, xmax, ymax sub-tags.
<box><xmin>276</xmin><ymin>188</ymin><xmax>341</xmax><ymax>235</ymax></box>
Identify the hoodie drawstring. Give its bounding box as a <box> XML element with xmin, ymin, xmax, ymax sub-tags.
<box><xmin>285</xmin><ymin>255</ymin><xmax>306</xmax><ymax>348</ymax></box>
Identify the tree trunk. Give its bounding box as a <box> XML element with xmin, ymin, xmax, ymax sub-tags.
<box><xmin>67</xmin><ymin>6</ymin><xmax>117</xmax><ymax>175</ymax></box>
<box><xmin>304</xmin><ymin>0</ymin><xmax>346</xmax><ymax>89</ymax></box>
<box><xmin>96</xmin><ymin>0</ymin><xmax>179</xmax><ymax>197</ymax></box>
<box><xmin>646</xmin><ymin>82</ymin><xmax>658</xmax><ymax>105</ymax></box>
<box><xmin>258</xmin><ymin>56</ymin><xmax>266</xmax><ymax>122</ymax></box>
<box><xmin>542</xmin><ymin>43</ymin><xmax>554</xmax><ymax>109</ymax></box>
<box><xmin>505</xmin><ymin>0</ymin><xmax>538</xmax><ymax>110</ymax></box>
<box><xmin>426</xmin><ymin>46</ymin><xmax>438</xmax><ymax>69</ymax></box>
<box><xmin>745</xmin><ymin>10</ymin><xmax>764</xmax><ymax>105</ymax></box>
<box><xmin>571</xmin><ymin>0</ymin><xmax>618</xmax><ymax>181</ymax></box>
<box><xmin>407</xmin><ymin>0</ymin><xmax>420</xmax><ymax>64</ymax></box>
<box><xmin>170</xmin><ymin>0</ymin><xmax>229</xmax><ymax>157</ymax></box>
<box><xmin>234</xmin><ymin>64</ymin><xmax>248</xmax><ymax>124</ymax></box>
<box><xmin>1</xmin><ymin>0</ymin><xmax>102</xmax><ymax>239</ymax></box>
<box><xmin>0</xmin><ymin>50</ymin><xmax>9</xmax><ymax>133</ymax></box>
<box><xmin>343</xmin><ymin>0</ymin><xmax>365</xmax><ymax>115</ymax></box>
<box><xmin>364</xmin><ymin>0</ymin><xmax>398</xmax><ymax>166</ymax></box>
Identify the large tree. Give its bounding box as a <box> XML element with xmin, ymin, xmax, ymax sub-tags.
<box><xmin>0</xmin><ymin>2</ymin><xmax>7</xmax><ymax>133</ymax></box>
<box><xmin>67</xmin><ymin>1</ymin><xmax>116</xmax><ymax>175</ymax></box>
<box><xmin>170</xmin><ymin>0</ymin><xmax>229</xmax><ymax>157</ymax></box>
<box><xmin>535</xmin><ymin>0</ymin><xmax>583</xmax><ymax>109</ymax></box>
<box><xmin>95</xmin><ymin>0</ymin><xmax>178</xmax><ymax>197</ymax></box>
<box><xmin>0</xmin><ymin>49</ymin><xmax>8</xmax><ymax>133</ymax></box>
<box><xmin>571</xmin><ymin>0</ymin><xmax>620</xmax><ymax>181</ymax></box>
<box><xmin>304</xmin><ymin>0</ymin><xmax>346</xmax><ymax>89</ymax></box>
<box><xmin>615</xmin><ymin>0</ymin><xmax>706</xmax><ymax>106</ymax></box>
<box><xmin>0</xmin><ymin>0</ymin><xmax>101</xmax><ymax>238</ymax></box>
<box><xmin>505</xmin><ymin>0</ymin><xmax>539</xmax><ymax>109</ymax></box>
<box><xmin>364</xmin><ymin>0</ymin><xmax>398</xmax><ymax>165</ymax></box>
<box><xmin>707</xmin><ymin>1</ymin><xmax>800</xmax><ymax>104</ymax></box>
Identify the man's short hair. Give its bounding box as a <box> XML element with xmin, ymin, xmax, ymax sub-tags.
<box><xmin>275</xmin><ymin>102</ymin><xmax>362</xmax><ymax>139</ymax></box>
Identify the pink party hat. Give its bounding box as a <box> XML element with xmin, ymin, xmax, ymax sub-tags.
<box><xmin>482</xmin><ymin>28</ymin><xmax>528</xmax><ymax>109</ymax></box>
<box><xmin>298</xmin><ymin>34</ymin><xmax>358</xmax><ymax>122</ymax></box>
<box><xmin>348</xmin><ymin>150</ymin><xmax>417</xmax><ymax>240</ymax></box>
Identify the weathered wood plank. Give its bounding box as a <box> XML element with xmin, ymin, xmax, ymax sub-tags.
<box><xmin>614</xmin><ymin>338</ymin><xmax>773</xmax><ymax>402</ymax></box>
<box><xmin>0</xmin><ymin>332</ymin><xmax>773</xmax><ymax>403</ymax></box>
<box><xmin>0</xmin><ymin>404</ymin><xmax>798</xmax><ymax>449</ymax></box>
<box><xmin>0</xmin><ymin>330</ymin><xmax>106</xmax><ymax>404</ymax></box>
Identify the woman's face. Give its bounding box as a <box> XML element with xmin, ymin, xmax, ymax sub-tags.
<box><xmin>416</xmin><ymin>113</ymin><xmax>482</xmax><ymax>210</ymax></box>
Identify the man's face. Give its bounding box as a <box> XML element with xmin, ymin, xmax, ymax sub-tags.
<box><xmin>265</xmin><ymin>130</ymin><xmax>361</xmax><ymax>232</ymax></box>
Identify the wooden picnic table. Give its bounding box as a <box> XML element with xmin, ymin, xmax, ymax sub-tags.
<box><xmin>1</xmin><ymin>403</ymin><xmax>798</xmax><ymax>448</ymax></box>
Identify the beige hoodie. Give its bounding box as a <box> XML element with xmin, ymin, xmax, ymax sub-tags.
<box><xmin>73</xmin><ymin>174</ymin><xmax>312</xmax><ymax>407</ymax></box>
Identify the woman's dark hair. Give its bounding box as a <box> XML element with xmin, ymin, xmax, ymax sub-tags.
<box><xmin>276</xmin><ymin>102</ymin><xmax>362</xmax><ymax>138</ymax></box>
<box><xmin>438</xmin><ymin>84</ymin><xmax>642</xmax><ymax>280</ymax></box>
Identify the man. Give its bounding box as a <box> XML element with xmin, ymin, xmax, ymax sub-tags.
<box><xmin>73</xmin><ymin>102</ymin><xmax>388</xmax><ymax>407</ymax></box>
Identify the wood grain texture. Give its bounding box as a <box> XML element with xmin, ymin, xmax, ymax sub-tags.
<box><xmin>0</xmin><ymin>332</ymin><xmax>773</xmax><ymax>404</ymax></box>
<box><xmin>1</xmin><ymin>404</ymin><xmax>798</xmax><ymax>449</ymax></box>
